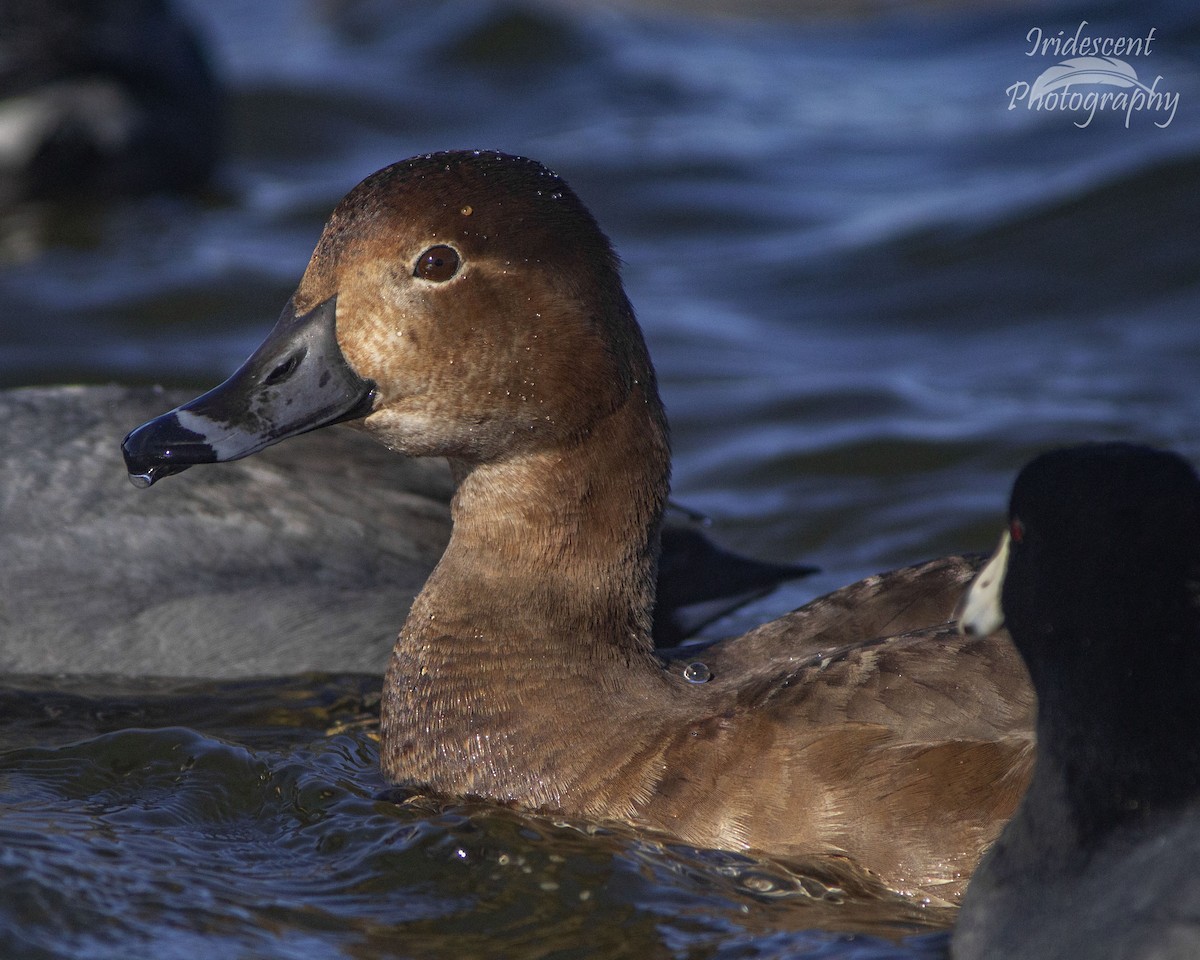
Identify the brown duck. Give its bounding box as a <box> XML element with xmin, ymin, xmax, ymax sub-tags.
<box><xmin>122</xmin><ymin>150</ymin><xmax>1033</xmax><ymax>902</ymax></box>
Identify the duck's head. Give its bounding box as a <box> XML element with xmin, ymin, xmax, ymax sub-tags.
<box><xmin>123</xmin><ymin>150</ymin><xmax>659</xmax><ymax>486</ymax></box>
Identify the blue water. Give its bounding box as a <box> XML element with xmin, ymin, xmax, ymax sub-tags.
<box><xmin>2</xmin><ymin>0</ymin><xmax>1199</xmax><ymax>957</ymax></box>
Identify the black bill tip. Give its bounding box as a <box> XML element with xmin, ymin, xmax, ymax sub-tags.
<box><xmin>121</xmin><ymin>410</ymin><xmax>217</xmax><ymax>487</ymax></box>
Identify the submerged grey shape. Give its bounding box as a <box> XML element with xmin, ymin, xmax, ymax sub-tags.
<box><xmin>2</xmin><ymin>384</ymin><xmax>454</xmax><ymax>676</ymax></box>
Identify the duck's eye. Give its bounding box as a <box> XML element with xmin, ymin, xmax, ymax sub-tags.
<box><xmin>1010</xmin><ymin>518</ymin><xmax>1025</xmax><ymax>544</ymax></box>
<box><xmin>414</xmin><ymin>245</ymin><xmax>461</xmax><ymax>282</ymax></box>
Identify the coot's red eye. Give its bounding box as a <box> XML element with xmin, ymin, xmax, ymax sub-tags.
<box><xmin>1010</xmin><ymin>518</ymin><xmax>1025</xmax><ymax>543</ymax></box>
<box><xmin>414</xmin><ymin>245</ymin><xmax>461</xmax><ymax>282</ymax></box>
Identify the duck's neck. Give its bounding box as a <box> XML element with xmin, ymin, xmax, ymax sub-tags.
<box><xmin>380</xmin><ymin>384</ymin><xmax>673</xmax><ymax>807</ymax></box>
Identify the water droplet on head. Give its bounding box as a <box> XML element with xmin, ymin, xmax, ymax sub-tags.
<box><xmin>683</xmin><ymin>662</ymin><xmax>712</xmax><ymax>684</ymax></box>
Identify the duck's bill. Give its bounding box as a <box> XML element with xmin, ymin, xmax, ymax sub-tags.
<box><xmin>955</xmin><ymin>531</ymin><xmax>1011</xmax><ymax>636</ymax></box>
<box><xmin>121</xmin><ymin>295</ymin><xmax>376</xmax><ymax>488</ymax></box>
